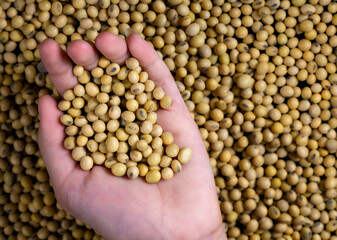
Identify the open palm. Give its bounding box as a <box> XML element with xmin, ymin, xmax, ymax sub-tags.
<box><xmin>38</xmin><ymin>32</ymin><xmax>225</xmax><ymax>240</ymax></box>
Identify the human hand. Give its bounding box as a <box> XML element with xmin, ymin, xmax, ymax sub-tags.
<box><xmin>38</xmin><ymin>32</ymin><xmax>225</xmax><ymax>240</ymax></box>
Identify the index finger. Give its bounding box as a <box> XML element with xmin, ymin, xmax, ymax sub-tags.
<box><xmin>126</xmin><ymin>33</ymin><xmax>187</xmax><ymax>112</ymax></box>
<box><xmin>126</xmin><ymin>33</ymin><xmax>211</xmax><ymax>185</ymax></box>
<box><xmin>126</xmin><ymin>33</ymin><xmax>202</xmax><ymax>143</ymax></box>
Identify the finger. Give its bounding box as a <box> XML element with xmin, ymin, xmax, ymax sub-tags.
<box><xmin>67</xmin><ymin>40</ymin><xmax>99</xmax><ymax>70</ymax></box>
<box><xmin>95</xmin><ymin>32</ymin><xmax>130</xmax><ymax>65</ymax></box>
<box><xmin>38</xmin><ymin>95</ymin><xmax>76</xmax><ymax>188</ymax></box>
<box><xmin>39</xmin><ymin>39</ymin><xmax>78</xmax><ymax>96</ymax></box>
<box><xmin>126</xmin><ymin>34</ymin><xmax>212</xmax><ymax>187</ymax></box>
<box><xmin>126</xmin><ymin>34</ymin><xmax>204</xmax><ymax>149</ymax></box>
<box><xmin>126</xmin><ymin>33</ymin><xmax>187</xmax><ymax>112</ymax></box>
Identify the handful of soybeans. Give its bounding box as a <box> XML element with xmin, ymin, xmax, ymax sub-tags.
<box><xmin>58</xmin><ymin>57</ymin><xmax>192</xmax><ymax>183</ymax></box>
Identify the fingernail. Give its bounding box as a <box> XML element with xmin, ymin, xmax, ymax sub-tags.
<box><xmin>125</xmin><ymin>28</ymin><xmax>138</xmax><ymax>38</ymax></box>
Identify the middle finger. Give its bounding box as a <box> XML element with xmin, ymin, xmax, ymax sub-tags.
<box><xmin>95</xmin><ymin>32</ymin><xmax>130</xmax><ymax>65</ymax></box>
<box><xmin>67</xmin><ymin>40</ymin><xmax>100</xmax><ymax>70</ymax></box>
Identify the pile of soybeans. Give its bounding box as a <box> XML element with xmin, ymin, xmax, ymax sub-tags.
<box><xmin>1</xmin><ymin>0</ymin><xmax>337</xmax><ymax>239</ymax></box>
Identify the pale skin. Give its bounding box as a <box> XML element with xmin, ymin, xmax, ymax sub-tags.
<box><xmin>38</xmin><ymin>32</ymin><xmax>226</xmax><ymax>240</ymax></box>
